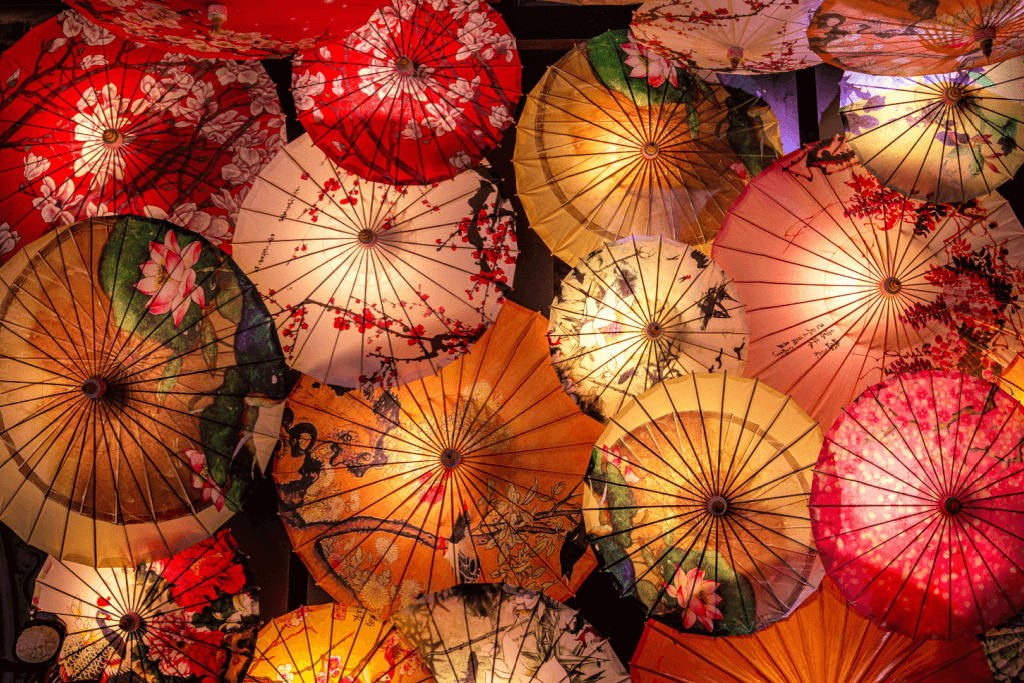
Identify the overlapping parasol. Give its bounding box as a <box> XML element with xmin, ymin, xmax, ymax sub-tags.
<box><xmin>63</xmin><ymin>0</ymin><xmax>386</xmax><ymax>59</ymax></box>
<box><xmin>982</xmin><ymin>610</ymin><xmax>1024</xmax><ymax>683</ymax></box>
<box><xmin>514</xmin><ymin>30</ymin><xmax>781</xmax><ymax>265</ymax></box>
<box><xmin>811</xmin><ymin>369</ymin><xmax>1024</xmax><ymax>640</ymax></box>
<box><xmin>584</xmin><ymin>373</ymin><xmax>824</xmax><ymax>636</ymax></box>
<box><xmin>0</xmin><ymin>215</ymin><xmax>289</xmax><ymax>567</ymax></box>
<box><xmin>392</xmin><ymin>583</ymin><xmax>630</xmax><ymax>683</ymax></box>
<box><xmin>0</xmin><ymin>11</ymin><xmax>284</xmax><ymax>263</ymax></box>
<box><xmin>292</xmin><ymin>0</ymin><xmax>521</xmax><ymax>185</ymax></box>
<box><xmin>34</xmin><ymin>529</ymin><xmax>259</xmax><ymax>683</ymax></box>
<box><xmin>808</xmin><ymin>0</ymin><xmax>1024</xmax><ymax>76</ymax></box>
<box><xmin>243</xmin><ymin>604</ymin><xmax>432</xmax><ymax>683</ymax></box>
<box><xmin>549</xmin><ymin>236</ymin><xmax>749</xmax><ymax>420</ymax></box>
<box><xmin>840</xmin><ymin>58</ymin><xmax>1024</xmax><ymax>203</ymax></box>
<box><xmin>630</xmin><ymin>578</ymin><xmax>994</xmax><ymax>683</ymax></box>
<box><xmin>232</xmin><ymin>134</ymin><xmax>516</xmax><ymax>391</ymax></box>
<box><xmin>631</xmin><ymin>0</ymin><xmax>822</xmax><ymax>74</ymax></box>
<box><xmin>712</xmin><ymin>136</ymin><xmax>1024</xmax><ymax>432</ymax></box>
<box><xmin>274</xmin><ymin>302</ymin><xmax>602</xmax><ymax>619</ymax></box>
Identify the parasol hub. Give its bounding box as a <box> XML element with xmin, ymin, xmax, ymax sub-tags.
<box><xmin>940</xmin><ymin>84</ymin><xmax>967</xmax><ymax>106</ymax></box>
<box><xmin>102</xmin><ymin>129</ymin><xmax>123</xmax><ymax>147</ymax></box>
<box><xmin>974</xmin><ymin>26</ymin><xmax>996</xmax><ymax>57</ymax></box>
<box><xmin>440</xmin><ymin>448</ymin><xmax>461</xmax><ymax>469</ymax></box>
<box><xmin>644</xmin><ymin>321</ymin><xmax>664</xmax><ymax>339</ymax></box>
<box><xmin>881</xmin><ymin>277</ymin><xmax>902</xmax><ymax>296</ymax></box>
<box><xmin>396</xmin><ymin>56</ymin><xmax>415</xmax><ymax>74</ymax></box>
<box><xmin>118</xmin><ymin>613</ymin><xmax>143</xmax><ymax>633</ymax></box>
<box><xmin>707</xmin><ymin>495</ymin><xmax>728</xmax><ymax>517</ymax></box>
<box><xmin>357</xmin><ymin>229</ymin><xmax>377</xmax><ymax>245</ymax></box>
<box><xmin>943</xmin><ymin>496</ymin><xmax>964</xmax><ymax>516</ymax></box>
<box><xmin>82</xmin><ymin>378</ymin><xmax>107</xmax><ymax>399</ymax></box>
<box><xmin>208</xmin><ymin>4</ymin><xmax>227</xmax><ymax>31</ymax></box>
<box><xmin>727</xmin><ymin>46</ymin><xmax>743</xmax><ymax>71</ymax></box>
<box><xmin>641</xmin><ymin>141</ymin><xmax>660</xmax><ymax>159</ymax></box>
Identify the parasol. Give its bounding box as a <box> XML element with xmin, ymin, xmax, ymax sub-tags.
<box><xmin>583</xmin><ymin>373</ymin><xmax>824</xmax><ymax>636</ymax></box>
<box><xmin>392</xmin><ymin>583</ymin><xmax>630</xmax><ymax>683</ymax></box>
<box><xmin>63</xmin><ymin>0</ymin><xmax>386</xmax><ymax>59</ymax></box>
<box><xmin>982</xmin><ymin>610</ymin><xmax>1024</xmax><ymax>683</ymax></box>
<box><xmin>810</xmin><ymin>369</ymin><xmax>1024</xmax><ymax>640</ymax></box>
<box><xmin>514</xmin><ymin>30</ymin><xmax>782</xmax><ymax>266</ymax></box>
<box><xmin>631</xmin><ymin>0</ymin><xmax>822</xmax><ymax>74</ymax></box>
<box><xmin>33</xmin><ymin>529</ymin><xmax>259</xmax><ymax>683</ymax></box>
<box><xmin>711</xmin><ymin>136</ymin><xmax>1024</xmax><ymax>433</ymax></box>
<box><xmin>808</xmin><ymin>0</ymin><xmax>1024</xmax><ymax>76</ymax></box>
<box><xmin>549</xmin><ymin>236</ymin><xmax>749</xmax><ymax>420</ymax></box>
<box><xmin>0</xmin><ymin>215</ymin><xmax>289</xmax><ymax>567</ymax></box>
<box><xmin>243</xmin><ymin>603</ymin><xmax>432</xmax><ymax>683</ymax></box>
<box><xmin>291</xmin><ymin>0</ymin><xmax>521</xmax><ymax>185</ymax></box>
<box><xmin>0</xmin><ymin>10</ymin><xmax>284</xmax><ymax>263</ymax></box>
<box><xmin>839</xmin><ymin>58</ymin><xmax>1024</xmax><ymax>204</ymax></box>
<box><xmin>630</xmin><ymin>578</ymin><xmax>994</xmax><ymax>683</ymax></box>
<box><xmin>274</xmin><ymin>301</ymin><xmax>603</xmax><ymax>619</ymax></box>
<box><xmin>232</xmin><ymin>134</ymin><xmax>516</xmax><ymax>391</ymax></box>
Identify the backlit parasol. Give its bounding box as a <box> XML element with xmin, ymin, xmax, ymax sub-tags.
<box><xmin>839</xmin><ymin>59</ymin><xmax>1024</xmax><ymax>203</ymax></box>
<box><xmin>982</xmin><ymin>611</ymin><xmax>1024</xmax><ymax>683</ymax></box>
<box><xmin>392</xmin><ymin>583</ymin><xmax>630</xmax><ymax>683</ymax></box>
<box><xmin>811</xmin><ymin>369</ymin><xmax>1024</xmax><ymax>640</ymax></box>
<box><xmin>514</xmin><ymin>30</ymin><xmax>781</xmax><ymax>266</ymax></box>
<box><xmin>584</xmin><ymin>373</ymin><xmax>824</xmax><ymax>636</ymax></box>
<box><xmin>63</xmin><ymin>0</ymin><xmax>386</xmax><ymax>59</ymax></box>
<box><xmin>808</xmin><ymin>0</ymin><xmax>1024</xmax><ymax>76</ymax></box>
<box><xmin>631</xmin><ymin>0</ymin><xmax>822</xmax><ymax>74</ymax></box>
<box><xmin>233</xmin><ymin>134</ymin><xmax>516</xmax><ymax>391</ymax></box>
<box><xmin>0</xmin><ymin>11</ymin><xmax>284</xmax><ymax>263</ymax></box>
<box><xmin>549</xmin><ymin>236</ymin><xmax>749</xmax><ymax>420</ymax></box>
<box><xmin>630</xmin><ymin>578</ymin><xmax>994</xmax><ymax>683</ymax></box>
<box><xmin>274</xmin><ymin>302</ymin><xmax>602</xmax><ymax>619</ymax></box>
<box><xmin>243</xmin><ymin>604</ymin><xmax>432</xmax><ymax>683</ymax></box>
<box><xmin>711</xmin><ymin>136</ymin><xmax>1024</xmax><ymax>433</ymax></box>
<box><xmin>0</xmin><ymin>215</ymin><xmax>289</xmax><ymax>567</ymax></box>
<box><xmin>33</xmin><ymin>529</ymin><xmax>259</xmax><ymax>683</ymax></box>
<box><xmin>291</xmin><ymin>0</ymin><xmax>521</xmax><ymax>185</ymax></box>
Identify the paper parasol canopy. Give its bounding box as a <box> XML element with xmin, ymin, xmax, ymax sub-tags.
<box><xmin>840</xmin><ymin>58</ymin><xmax>1024</xmax><ymax>204</ymax></box>
<box><xmin>630</xmin><ymin>578</ymin><xmax>994</xmax><ymax>683</ymax></box>
<box><xmin>0</xmin><ymin>215</ymin><xmax>288</xmax><ymax>567</ymax></box>
<box><xmin>63</xmin><ymin>0</ymin><xmax>385</xmax><ymax>59</ymax></box>
<box><xmin>34</xmin><ymin>529</ymin><xmax>259</xmax><ymax>683</ymax></box>
<box><xmin>584</xmin><ymin>374</ymin><xmax>824</xmax><ymax>636</ymax></box>
<box><xmin>0</xmin><ymin>11</ymin><xmax>284</xmax><ymax>263</ymax></box>
<box><xmin>549</xmin><ymin>236</ymin><xmax>749</xmax><ymax>420</ymax></box>
<box><xmin>631</xmin><ymin>0</ymin><xmax>822</xmax><ymax>74</ymax></box>
<box><xmin>243</xmin><ymin>604</ymin><xmax>432</xmax><ymax>683</ymax></box>
<box><xmin>392</xmin><ymin>583</ymin><xmax>630</xmax><ymax>683</ymax></box>
<box><xmin>274</xmin><ymin>302</ymin><xmax>602</xmax><ymax>619</ymax></box>
<box><xmin>233</xmin><ymin>134</ymin><xmax>516</xmax><ymax>392</ymax></box>
<box><xmin>292</xmin><ymin>0</ymin><xmax>521</xmax><ymax>185</ymax></box>
<box><xmin>982</xmin><ymin>610</ymin><xmax>1024</xmax><ymax>682</ymax></box>
<box><xmin>514</xmin><ymin>30</ymin><xmax>781</xmax><ymax>266</ymax></box>
<box><xmin>712</xmin><ymin>136</ymin><xmax>1024</xmax><ymax>433</ymax></box>
<box><xmin>811</xmin><ymin>369</ymin><xmax>1024</xmax><ymax>640</ymax></box>
<box><xmin>808</xmin><ymin>0</ymin><xmax>1024</xmax><ymax>76</ymax></box>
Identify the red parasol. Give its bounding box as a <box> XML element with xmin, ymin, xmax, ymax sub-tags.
<box><xmin>0</xmin><ymin>10</ymin><xmax>284</xmax><ymax>262</ymax></box>
<box><xmin>292</xmin><ymin>0</ymin><xmax>521</xmax><ymax>185</ymax></box>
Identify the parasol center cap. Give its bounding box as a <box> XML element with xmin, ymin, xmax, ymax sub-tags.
<box><xmin>396</xmin><ymin>56</ymin><xmax>415</xmax><ymax>74</ymax></box>
<box><xmin>119</xmin><ymin>613</ymin><xmax>143</xmax><ymax>633</ymax></box>
<box><xmin>708</xmin><ymin>495</ymin><xmax>728</xmax><ymax>517</ymax></box>
<box><xmin>644</xmin><ymin>321</ymin><xmax>664</xmax><ymax>339</ymax></box>
<box><xmin>727</xmin><ymin>45</ymin><xmax>743</xmax><ymax>70</ymax></box>
<box><xmin>881</xmin><ymin>277</ymin><xmax>902</xmax><ymax>295</ymax></box>
<box><xmin>208</xmin><ymin>3</ymin><xmax>227</xmax><ymax>31</ymax></box>
<box><xmin>102</xmin><ymin>128</ymin><xmax>123</xmax><ymax>146</ymax></box>
<box><xmin>357</xmin><ymin>229</ymin><xmax>377</xmax><ymax>245</ymax></box>
<box><xmin>82</xmin><ymin>378</ymin><xmax>107</xmax><ymax>399</ymax></box>
<box><xmin>941</xmin><ymin>84</ymin><xmax>966</xmax><ymax>106</ymax></box>
<box><xmin>440</xmin><ymin>449</ymin><xmax>461</xmax><ymax>469</ymax></box>
<box><xmin>943</xmin><ymin>496</ymin><xmax>964</xmax><ymax>516</ymax></box>
<box><xmin>642</xmin><ymin>141</ymin><xmax>660</xmax><ymax>159</ymax></box>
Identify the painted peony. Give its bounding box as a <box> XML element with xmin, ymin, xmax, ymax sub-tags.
<box><xmin>136</xmin><ymin>231</ymin><xmax>206</xmax><ymax>326</ymax></box>
<box><xmin>664</xmin><ymin>566</ymin><xmax>723</xmax><ymax>631</ymax></box>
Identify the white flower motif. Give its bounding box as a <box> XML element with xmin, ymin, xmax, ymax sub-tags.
<box><xmin>448</xmin><ymin>75</ymin><xmax>479</xmax><ymax>103</ymax></box>
<box><xmin>60</xmin><ymin>11</ymin><xmax>115</xmax><ymax>46</ymax></box>
<box><xmin>449</xmin><ymin>150</ymin><xmax>473</xmax><ymax>169</ymax></box>
<box><xmin>71</xmin><ymin>84</ymin><xmax>147</xmax><ymax>182</ymax></box>
<box><xmin>456</xmin><ymin>13</ymin><xmax>498</xmax><ymax>61</ymax></box>
<box><xmin>291</xmin><ymin>70</ymin><xmax>325</xmax><ymax>111</ymax></box>
<box><xmin>402</xmin><ymin>119</ymin><xmax>425</xmax><ymax>141</ymax></box>
<box><xmin>169</xmin><ymin>203</ymin><xmax>231</xmax><ymax>246</ymax></box>
<box><xmin>32</xmin><ymin>177</ymin><xmax>83</xmax><ymax>225</ymax></box>
<box><xmin>80</xmin><ymin>55</ymin><xmax>108</xmax><ymax>70</ymax></box>
<box><xmin>215</xmin><ymin>63</ymin><xmax>260</xmax><ymax>87</ymax></box>
<box><xmin>487</xmin><ymin>104</ymin><xmax>513</xmax><ymax>130</ymax></box>
<box><xmin>423</xmin><ymin>102</ymin><xmax>458</xmax><ymax>134</ymax></box>
<box><xmin>23</xmin><ymin>153</ymin><xmax>50</xmax><ymax>182</ymax></box>
<box><xmin>0</xmin><ymin>223</ymin><xmax>21</xmax><ymax>256</ymax></box>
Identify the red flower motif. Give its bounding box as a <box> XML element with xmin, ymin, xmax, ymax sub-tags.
<box><xmin>162</xmin><ymin>531</ymin><xmax>248</xmax><ymax>610</ymax></box>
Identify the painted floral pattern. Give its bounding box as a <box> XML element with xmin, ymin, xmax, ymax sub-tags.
<box><xmin>32</xmin><ymin>530</ymin><xmax>258</xmax><ymax>683</ymax></box>
<box><xmin>583</xmin><ymin>374</ymin><xmax>824</xmax><ymax>635</ymax></box>
<box><xmin>392</xmin><ymin>584</ymin><xmax>630</xmax><ymax>683</ymax></box>
<box><xmin>840</xmin><ymin>59</ymin><xmax>1024</xmax><ymax>203</ymax></box>
<box><xmin>811</xmin><ymin>370</ymin><xmax>1024</xmax><ymax>639</ymax></box>
<box><xmin>64</xmin><ymin>0</ymin><xmax>384</xmax><ymax>59</ymax></box>
<box><xmin>549</xmin><ymin>236</ymin><xmax>749</xmax><ymax>420</ymax></box>
<box><xmin>291</xmin><ymin>0</ymin><xmax>520</xmax><ymax>185</ymax></box>
<box><xmin>233</xmin><ymin>134</ymin><xmax>516</xmax><ymax>391</ymax></box>
<box><xmin>631</xmin><ymin>0</ymin><xmax>821</xmax><ymax>74</ymax></box>
<box><xmin>274</xmin><ymin>303</ymin><xmax>602</xmax><ymax>619</ymax></box>
<box><xmin>0</xmin><ymin>216</ymin><xmax>288</xmax><ymax>566</ymax></box>
<box><xmin>0</xmin><ymin>11</ymin><xmax>284</xmax><ymax>264</ymax></box>
<box><xmin>982</xmin><ymin>609</ymin><xmax>1024</xmax><ymax>682</ymax></box>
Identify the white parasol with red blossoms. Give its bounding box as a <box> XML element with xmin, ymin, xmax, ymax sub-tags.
<box><xmin>0</xmin><ymin>10</ymin><xmax>284</xmax><ymax>264</ymax></box>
